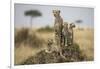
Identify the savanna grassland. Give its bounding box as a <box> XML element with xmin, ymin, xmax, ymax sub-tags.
<box><xmin>14</xmin><ymin>26</ymin><xmax>94</xmax><ymax>65</ymax></box>
<box><xmin>74</xmin><ymin>28</ymin><xmax>94</xmax><ymax>61</ymax></box>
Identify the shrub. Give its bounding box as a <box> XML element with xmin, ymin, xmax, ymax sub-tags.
<box><xmin>15</xmin><ymin>28</ymin><xmax>44</xmax><ymax>48</ymax></box>
<box><xmin>15</xmin><ymin>28</ymin><xmax>29</xmax><ymax>44</ymax></box>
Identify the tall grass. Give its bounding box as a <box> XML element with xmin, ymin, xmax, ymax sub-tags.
<box><xmin>15</xmin><ymin>28</ymin><xmax>44</xmax><ymax>48</ymax></box>
<box><xmin>14</xmin><ymin>28</ymin><xmax>45</xmax><ymax>64</ymax></box>
<box><xmin>14</xmin><ymin>27</ymin><xmax>94</xmax><ymax>65</ymax></box>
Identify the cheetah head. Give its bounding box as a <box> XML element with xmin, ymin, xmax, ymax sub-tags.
<box><xmin>70</xmin><ymin>23</ymin><xmax>75</xmax><ymax>28</ymax></box>
<box><xmin>53</xmin><ymin>10</ymin><xmax>60</xmax><ymax>17</ymax></box>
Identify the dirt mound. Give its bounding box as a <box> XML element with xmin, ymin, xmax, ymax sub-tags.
<box><xmin>20</xmin><ymin>43</ymin><xmax>86</xmax><ymax>65</ymax></box>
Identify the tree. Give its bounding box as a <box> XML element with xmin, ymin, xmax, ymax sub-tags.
<box><xmin>75</xmin><ymin>19</ymin><xmax>83</xmax><ymax>29</ymax></box>
<box><xmin>24</xmin><ymin>10</ymin><xmax>42</xmax><ymax>29</ymax></box>
<box><xmin>75</xmin><ymin>20</ymin><xmax>82</xmax><ymax>24</ymax></box>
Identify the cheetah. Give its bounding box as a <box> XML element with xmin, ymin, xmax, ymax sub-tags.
<box><xmin>53</xmin><ymin>10</ymin><xmax>66</xmax><ymax>60</ymax></box>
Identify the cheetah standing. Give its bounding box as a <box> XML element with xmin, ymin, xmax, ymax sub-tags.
<box><xmin>53</xmin><ymin>10</ymin><xmax>66</xmax><ymax>59</ymax></box>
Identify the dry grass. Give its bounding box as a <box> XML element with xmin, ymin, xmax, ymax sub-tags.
<box><xmin>14</xmin><ymin>27</ymin><xmax>94</xmax><ymax>65</ymax></box>
<box><xmin>14</xmin><ymin>28</ymin><xmax>45</xmax><ymax>65</ymax></box>
<box><xmin>14</xmin><ymin>40</ymin><xmax>44</xmax><ymax>65</ymax></box>
<box><xmin>74</xmin><ymin>28</ymin><xmax>94</xmax><ymax>60</ymax></box>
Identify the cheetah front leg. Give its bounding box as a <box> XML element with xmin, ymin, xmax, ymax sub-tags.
<box><xmin>59</xmin><ymin>46</ymin><xmax>66</xmax><ymax>60</ymax></box>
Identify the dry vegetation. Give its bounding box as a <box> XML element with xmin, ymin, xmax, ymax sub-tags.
<box><xmin>14</xmin><ymin>27</ymin><xmax>94</xmax><ymax>65</ymax></box>
<box><xmin>74</xmin><ymin>28</ymin><xmax>94</xmax><ymax>60</ymax></box>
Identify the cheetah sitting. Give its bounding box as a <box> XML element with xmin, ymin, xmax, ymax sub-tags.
<box><xmin>62</xmin><ymin>22</ymin><xmax>69</xmax><ymax>47</ymax></box>
<box><xmin>67</xmin><ymin>23</ymin><xmax>76</xmax><ymax>46</ymax></box>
